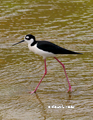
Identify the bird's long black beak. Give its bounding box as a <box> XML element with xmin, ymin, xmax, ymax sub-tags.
<box><xmin>12</xmin><ymin>40</ymin><xmax>25</xmax><ymax>46</ymax></box>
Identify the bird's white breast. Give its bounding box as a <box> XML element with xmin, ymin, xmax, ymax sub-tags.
<box><xmin>28</xmin><ymin>43</ymin><xmax>55</xmax><ymax>59</ymax></box>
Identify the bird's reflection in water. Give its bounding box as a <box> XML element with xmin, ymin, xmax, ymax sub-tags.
<box><xmin>67</xmin><ymin>92</ymin><xmax>72</xmax><ymax>102</ymax></box>
<box><xmin>34</xmin><ymin>91</ymin><xmax>72</xmax><ymax>118</ymax></box>
<box><xmin>35</xmin><ymin>93</ymin><xmax>47</xmax><ymax>120</ymax></box>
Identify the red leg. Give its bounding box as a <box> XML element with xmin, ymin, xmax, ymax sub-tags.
<box><xmin>54</xmin><ymin>57</ymin><xmax>72</xmax><ymax>92</ymax></box>
<box><xmin>29</xmin><ymin>59</ymin><xmax>47</xmax><ymax>94</ymax></box>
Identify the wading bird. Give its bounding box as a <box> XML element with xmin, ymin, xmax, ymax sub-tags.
<box><xmin>13</xmin><ymin>34</ymin><xmax>81</xmax><ymax>94</ymax></box>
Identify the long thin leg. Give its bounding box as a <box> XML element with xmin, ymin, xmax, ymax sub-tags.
<box><xmin>29</xmin><ymin>59</ymin><xmax>47</xmax><ymax>94</ymax></box>
<box><xmin>54</xmin><ymin>57</ymin><xmax>72</xmax><ymax>92</ymax></box>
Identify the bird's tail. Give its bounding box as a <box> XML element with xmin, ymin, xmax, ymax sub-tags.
<box><xmin>57</xmin><ymin>47</ymin><xmax>82</xmax><ymax>54</ymax></box>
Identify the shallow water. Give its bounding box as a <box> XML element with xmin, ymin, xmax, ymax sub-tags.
<box><xmin>0</xmin><ymin>0</ymin><xmax>93</xmax><ymax>119</ymax></box>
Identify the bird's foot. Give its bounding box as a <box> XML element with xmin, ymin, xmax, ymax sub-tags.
<box><xmin>29</xmin><ymin>90</ymin><xmax>36</xmax><ymax>94</ymax></box>
<box><xmin>67</xmin><ymin>86</ymin><xmax>72</xmax><ymax>93</ymax></box>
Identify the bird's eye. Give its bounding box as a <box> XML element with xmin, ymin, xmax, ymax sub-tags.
<box><xmin>26</xmin><ymin>36</ymin><xmax>29</xmax><ymax>39</ymax></box>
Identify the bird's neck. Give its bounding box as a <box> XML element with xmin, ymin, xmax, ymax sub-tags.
<box><xmin>31</xmin><ymin>40</ymin><xmax>37</xmax><ymax>46</ymax></box>
<box><xmin>27</xmin><ymin>40</ymin><xmax>37</xmax><ymax>47</ymax></box>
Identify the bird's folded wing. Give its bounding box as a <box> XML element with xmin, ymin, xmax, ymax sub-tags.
<box><xmin>37</xmin><ymin>41</ymin><xmax>81</xmax><ymax>54</ymax></box>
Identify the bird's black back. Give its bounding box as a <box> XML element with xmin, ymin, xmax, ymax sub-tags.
<box><xmin>37</xmin><ymin>41</ymin><xmax>81</xmax><ymax>54</ymax></box>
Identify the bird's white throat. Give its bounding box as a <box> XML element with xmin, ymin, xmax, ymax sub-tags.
<box><xmin>25</xmin><ymin>38</ymin><xmax>34</xmax><ymax>45</ymax></box>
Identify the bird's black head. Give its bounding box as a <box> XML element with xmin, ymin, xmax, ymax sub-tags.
<box><xmin>24</xmin><ymin>34</ymin><xmax>36</xmax><ymax>46</ymax></box>
<box><xmin>25</xmin><ymin>34</ymin><xmax>35</xmax><ymax>41</ymax></box>
<box><xmin>12</xmin><ymin>34</ymin><xmax>36</xmax><ymax>46</ymax></box>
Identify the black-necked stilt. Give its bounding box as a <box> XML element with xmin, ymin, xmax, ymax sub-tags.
<box><xmin>13</xmin><ymin>34</ymin><xmax>82</xmax><ymax>94</ymax></box>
